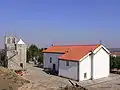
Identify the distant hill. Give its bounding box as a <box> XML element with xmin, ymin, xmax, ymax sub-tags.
<box><xmin>109</xmin><ymin>48</ymin><xmax>120</xmax><ymax>52</ymax></box>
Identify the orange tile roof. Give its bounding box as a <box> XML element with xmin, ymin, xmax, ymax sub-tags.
<box><xmin>43</xmin><ymin>44</ymin><xmax>100</xmax><ymax>61</ymax></box>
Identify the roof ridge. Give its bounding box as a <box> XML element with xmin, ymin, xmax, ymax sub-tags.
<box><xmin>52</xmin><ymin>44</ymin><xmax>100</xmax><ymax>46</ymax></box>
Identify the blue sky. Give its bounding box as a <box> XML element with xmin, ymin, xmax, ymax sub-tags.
<box><xmin>0</xmin><ymin>0</ymin><xmax>120</xmax><ymax>48</ymax></box>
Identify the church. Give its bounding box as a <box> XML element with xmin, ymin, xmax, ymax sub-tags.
<box><xmin>43</xmin><ymin>44</ymin><xmax>110</xmax><ymax>81</ymax></box>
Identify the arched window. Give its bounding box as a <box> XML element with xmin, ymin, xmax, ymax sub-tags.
<box><xmin>12</xmin><ymin>38</ymin><xmax>15</xmax><ymax>44</ymax></box>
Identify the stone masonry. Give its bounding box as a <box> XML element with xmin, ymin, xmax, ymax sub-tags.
<box><xmin>5</xmin><ymin>36</ymin><xmax>26</xmax><ymax>70</ymax></box>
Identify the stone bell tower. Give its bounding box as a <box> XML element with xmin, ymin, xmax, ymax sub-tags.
<box><xmin>5</xmin><ymin>36</ymin><xmax>26</xmax><ymax>70</ymax></box>
<box><xmin>17</xmin><ymin>39</ymin><xmax>26</xmax><ymax>69</ymax></box>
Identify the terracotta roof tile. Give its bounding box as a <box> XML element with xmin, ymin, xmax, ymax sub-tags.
<box><xmin>43</xmin><ymin>44</ymin><xmax>100</xmax><ymax>61</ymax></box>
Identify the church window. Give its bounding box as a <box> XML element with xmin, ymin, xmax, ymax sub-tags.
<box><xmin>50</xmin><ymin>57</ymin><xmax>52</xmax><ymax>63</ymax></box>
<box><xmin>12</xmin><ymin>38</ymin><xmax>15</xmax><ymax>44</ymax></box>
<box><xmin>20</xmin><ymin>63</ymin><xmax>23</xmax><ymax>68</ymax></box>
<box><xmin>84</xmin><ymin>73</ymin><xmax>87</xmax><ymax>79</ymax></box>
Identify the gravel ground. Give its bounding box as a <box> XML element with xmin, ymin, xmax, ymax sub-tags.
<box><xmin>19</xmin><ymin>64</ymin><xmax>70</xmax><ymax>90</ymax></box>
<box><xmin>19</xmin><ymin>64</ymin><xmax>120</xmax><ymax>90</ymax></box>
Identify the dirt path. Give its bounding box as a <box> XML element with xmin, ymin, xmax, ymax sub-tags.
<box><xmin>19</xmin><ymin>64</ymin><xmax>70</xmax><ymax>90</ymax></box>
<box><xmin>19</xmin><ymin>64</ymin><xmax>120</xmax><ymax>90</ymax></box>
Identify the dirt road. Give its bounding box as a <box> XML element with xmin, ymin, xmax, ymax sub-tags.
<box><xmin>19</xmin><ymin>64</ymin><xmax>120</xmax><ymax>90</ymax></box>
<box><xmin>19</xmin><ymin>64</ymin><xmax>70</xmax><ymax>90</ymax></box>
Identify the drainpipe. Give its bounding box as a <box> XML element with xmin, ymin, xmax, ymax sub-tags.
<box><xmin>89</xmin><ymin>50</ymin><xmax>94</xmax><ymax>80</ymax></box>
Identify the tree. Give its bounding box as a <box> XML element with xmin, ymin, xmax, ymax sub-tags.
<box><xmin>29</xmin><ymin>44</ymin><xmax>39</xmax><ymax>59</ymax></box>
<box><xmin>26</xmin><ymin>44</ymin><xmax>43</xmax><ymax>64</ymax></box>
<box><xmin>0</xmin><ymin>49</ymin><xmax>6</xmax><ymax>67</ymax></box>
<box><xmin>27</xmin><ymin>48</ymin><xmax>32</xmax><ymax>63</ymax></box>
<box><xmin>110</xmin><ymin>56</ymin><xmax>120</xmax><ymax>69</ymax></box>
<box><xmin>38</xmin><ymin>48</ymin><xmax>43</xmax><ymax>64</ymax></box>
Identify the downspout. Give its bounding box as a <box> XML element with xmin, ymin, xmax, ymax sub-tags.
<box><xmin>89</xmin><ymin>50</ymin><xmax>94</xmax><ymax>80</ymax></box>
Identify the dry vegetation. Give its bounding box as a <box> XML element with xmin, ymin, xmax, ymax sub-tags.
<box><xmin>0</xmin><ymin>66</ymin><xmax>30</xmax><ymax>90</ymax></box>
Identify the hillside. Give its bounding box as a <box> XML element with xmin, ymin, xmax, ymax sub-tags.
<box><xmin>0</xmin><ymin>66</ymin><xmax>30</xmax><ymax>90</ymax></box>
<box><xmin>109</xmin><ymin>48</ymin><xmax>120</xmax><ymax>52</ymax></box>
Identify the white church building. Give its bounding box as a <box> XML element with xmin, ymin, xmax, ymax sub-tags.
<box><xmin>43</xmin><ymin>44</ymin><xmax>110</xmax><ymax>81</ymax></box>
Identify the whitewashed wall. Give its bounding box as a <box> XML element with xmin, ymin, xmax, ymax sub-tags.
<box><xmin>44</xmin><ymin>45</ymin><xmax>109</xmax><ymax>81</ymax></box>
<box><xmin>79</xmin><ymin>56</ymin><xmax>91</xmax><ymax>81</ymax></box>
<box><xmin>59</xmin><ymin>60</ymin><xmax>78</xmax><ymax>80</ymax></box>
<box><xmin>93</xmin><ymin>48</ymin><xmax>110</xmax><ymax>79</ymax></box>
<box><xmin>43</xmin><ymin>53</ymin><xmax>62</xmax><ymax>71</ymax></box>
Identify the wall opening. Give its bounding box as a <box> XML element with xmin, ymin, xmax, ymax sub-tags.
<box><xmin>12</xmin><ymin>38</ymin><xmax>15</xmax><ymax>44</ymax></box>
<box><xmin>66</xmin><ymin>61</ymin><xmax>69</xmax><ymax>66</ymax></box>
<box><xmin>84</xmin><ymin>73</ymin><xmax>87</xmax><ymax>79</ymax></box>
<box><xmin>50</xmin><ymin>57</ymin><xmax>52</xmax><ymax>63</ymax></box>
<box><xmin>20</xmin><ymin>63</ymin><xmax>23</xmax><ymax>68</ymax></box>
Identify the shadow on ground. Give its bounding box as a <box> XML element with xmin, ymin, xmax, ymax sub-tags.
<box><xmin>33</xmin><ymin>64</ymin><xmax>43</xmax><ymax>68</ymax></box>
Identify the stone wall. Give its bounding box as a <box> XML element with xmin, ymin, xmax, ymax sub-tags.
<box><xmin>5</xmin><ymin>36</ymin><xmax>26</xmax><ymax>70</ymax></box>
